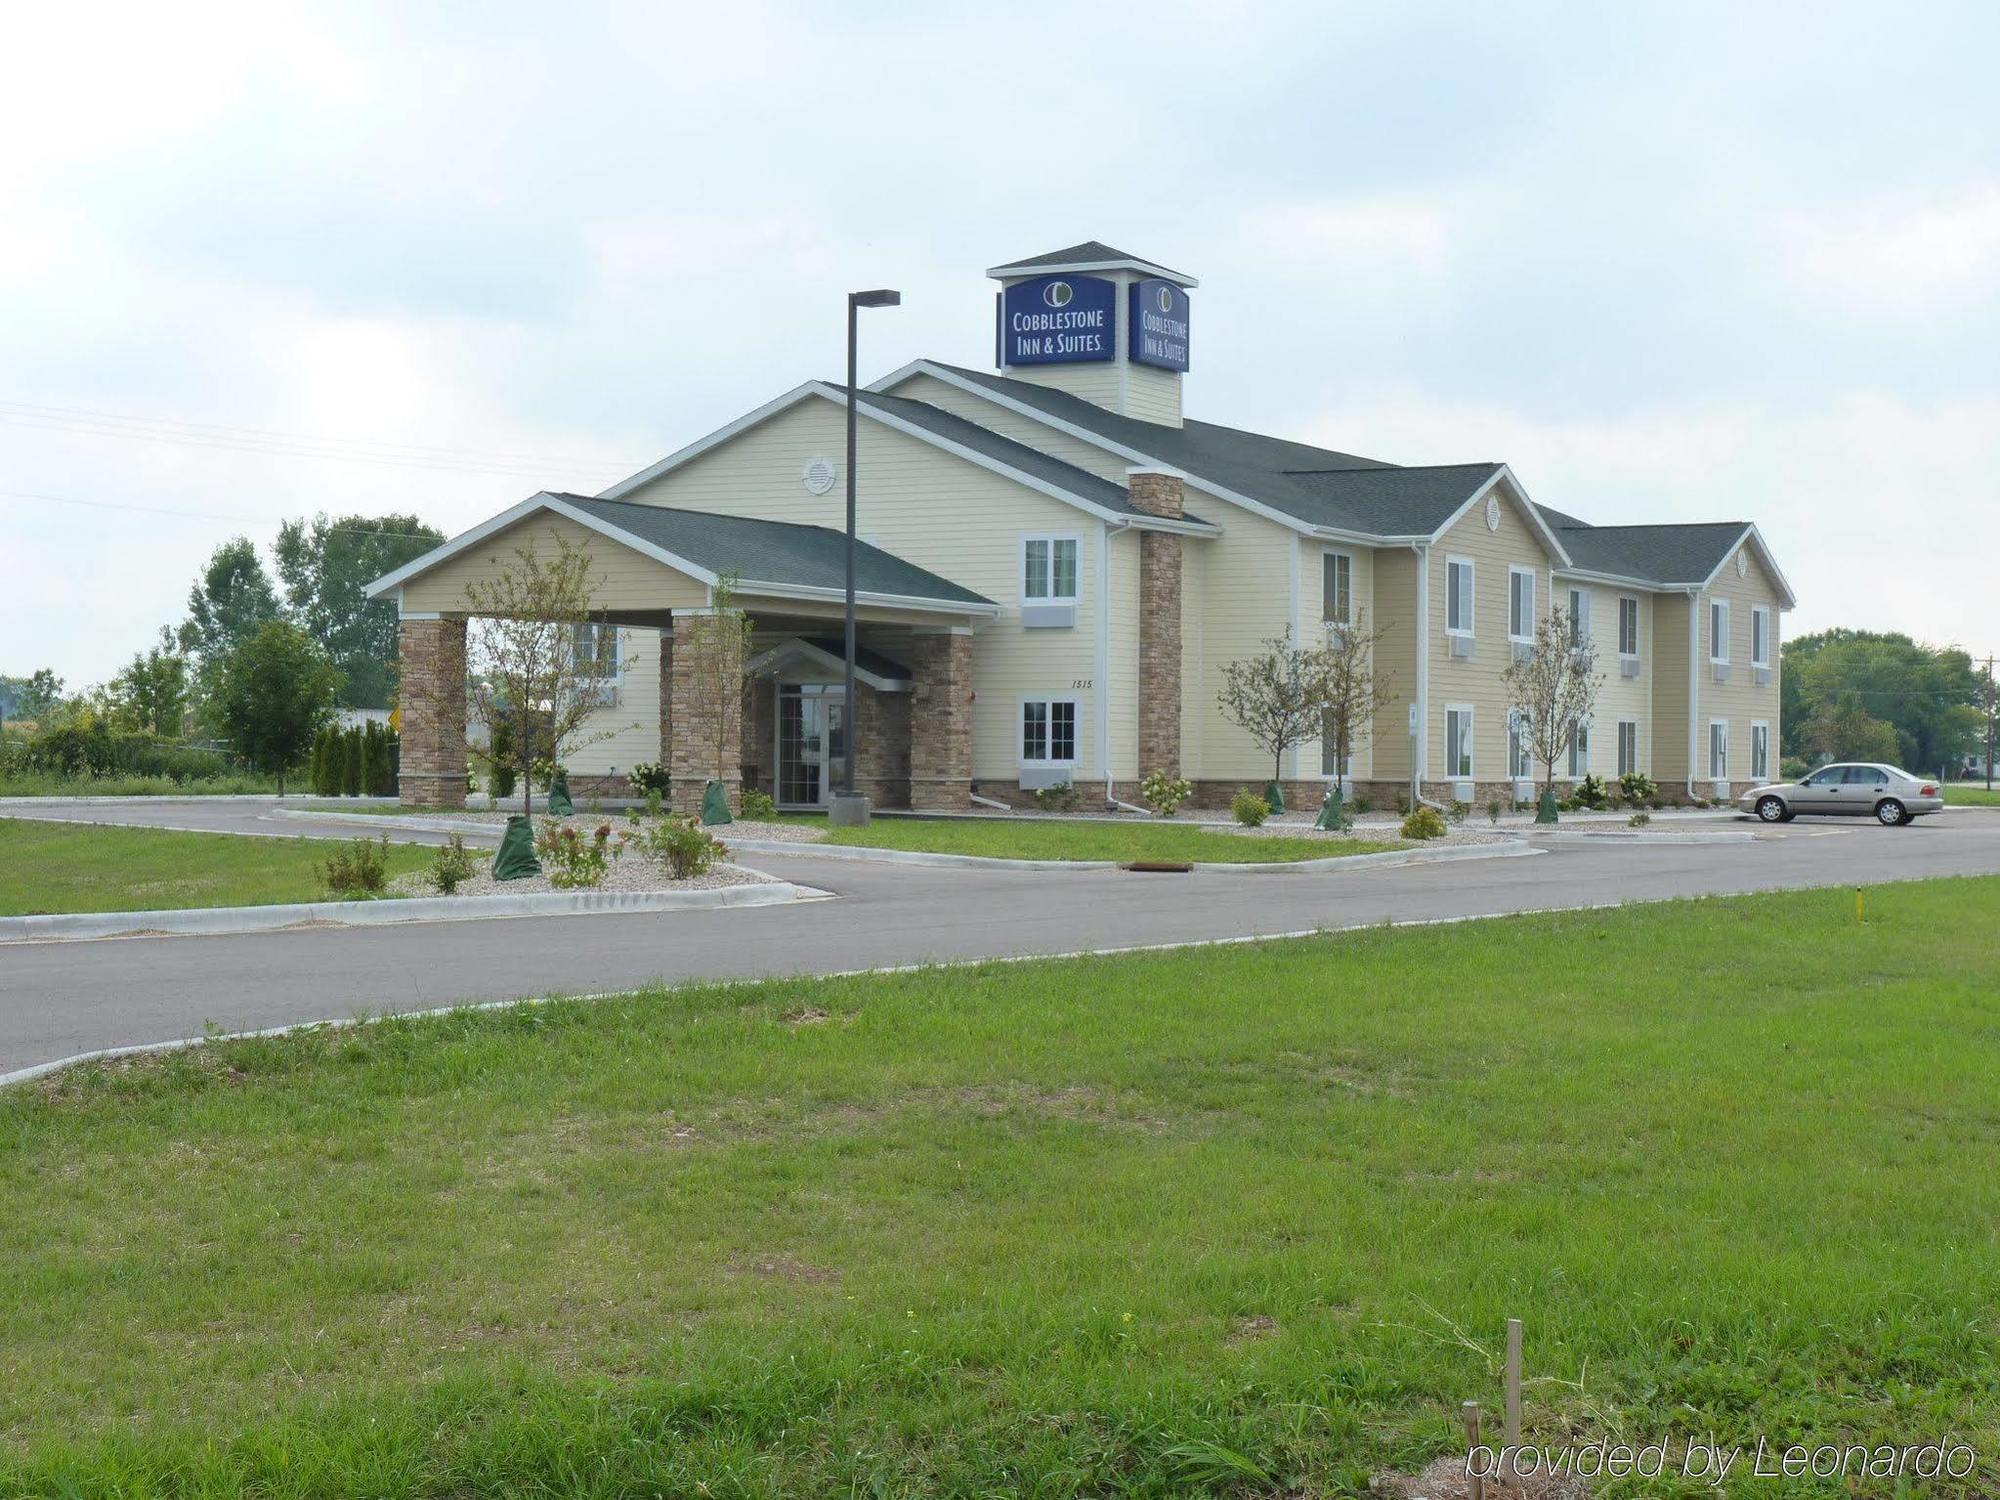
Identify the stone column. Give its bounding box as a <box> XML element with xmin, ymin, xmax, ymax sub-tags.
<box><xmin>657</xmin><ymin>627</ymin><xmax>673</xmax><ymax>773</ymax></box>
<box><xmin>398</xmin><ymin>616</ymin><xmax>467</xmax><ymax>809</ymax></box>
<box><xmin>666</xmin><ymin>615</ymin><xmax>742</xmax><ymax>815</ymax></box>
<box><xmin>909</xmin><ymin>630</ymin><xmax>974</xmax><ymax>810</ymax></box>
<box><xmin>1128</xmin><ymin>468</ymin><xmax>1185</xmax><ymax>779</ymax></box>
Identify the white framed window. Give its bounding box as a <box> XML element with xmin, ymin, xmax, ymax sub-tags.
<box><xmin>1021</xmin><ymin>698</ymin><xmax>1078</xmax><ymax>765</ymax></box>
<box><xmin>1568</xmin><ymin>719</ymin><xmax>1591</xmax><ymax>778</ymax></box>
<box><xmin>1508</xmin><ymin>565</ymin><xmax>1536</xmax><ymax>642</ymax></box>
<box><xmin>1320</xmin><ymin>715</ymin><xmax>1353</xmax><ymax>780</ymax></box>
<box><xmin>1507</xmin><ymin>709</ymin><xmax>1532</xmax><ymax>778</ymax></box>
<box><xmin>1446</xmin><ymin>557</ymin><xmax>1475</xmax><ymax>635</ymax></box>
<box><xmin>1751</xmin><ymin>720</ymin><xmax>1770</xmax><ymax>779</ymax></box>
<box><xmin>1618</xmin><ymin>595</ymin><xmax>1640</xmax><ymax>658</ymax></box>
<box><xmin>1709</xmin><ymin>599</ymin><xmax>1730</xmax><ymax>664</ymax></box>
<box><xmin>1617</xmin><ymin>718</ymin><xmax>1639</xmax><ymax>777</ymax></box>
<box><xmin>570</xmin><ymin>622</ymin><xmax>621</xmax><ymax>679</ymax></box>
<box><xmin>1022</xmin><ymin>535</ymin><xmax>1080</xmax><ymax>602</ymax></box>
<box><xmin>1751</xmin><ymin>606</ymin><xmax>1771</xmax><ymax>668</ymax></box>
<box><xmin>1566</xmin><ymin>586</ymin><xmax>1592</xmax><ymax>646</ymax></box>
<box><xmin>1709</xmin><ymin>719</ymin><xmax>1729</xmax><ymax>780</ymax></box>
<box><xmin>1322</xmin><ymin>549</ymin><xmax>1353</xmax><ymax>626</ymax></box>
<box><xmin>1445</xmin><ymin>704</ymin><xmax>1475</xmax><ymax>778</ymax></box>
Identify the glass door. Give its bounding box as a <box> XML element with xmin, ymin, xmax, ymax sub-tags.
<box><xmin>777</xmin><ymin>685</ymin><xmax>848</xmax><ymax>808</ymax></box>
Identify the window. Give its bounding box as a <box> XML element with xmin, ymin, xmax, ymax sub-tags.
<box><xmin>1508</xmin><ymin>566</ymin><xmax>1536</xmax><ymax>641</ymax></box>
<box><xmin>1320</xmin><ymin>714</ymin><xmax>1352</xmax><ymax>779</ymax></box>
<box><xmin>1567</xmin><ymin>586</ymin><xmax>1591</xmax><ymax>645</ymax></box>
<box><xmin>1445</xmin><ymin>705</ymin><xmax>1475</xmax><ymax>778</ymax></box>
<box><xmin>1709</xmin><ymin>599</ymin><xmax>1730</xmax><ymax>664</ymax></box>
<box><xmin>1569</xmin><ymin>720</ymin><xmax>1591</xmax><ymax>778</ymax></box>
<box><xmin>1446</xmin><ymin>558</ymin><xmax>1475</xmax><ymax>634</ymax></box>
<box><xmin>1617</xmin><ymin>719</ymin><xmax>1639</xmax><ymax>777</ymax></box>
<box><xmin>1618</xmin><ymin>596</ymin><xmax>1640</xmax><ymax>657</ymax></box>
<box><xmin>570</xmin><ymin>622</ymin><xmax>620</xmax><ymax>679</ymax></box>
<box><xmin>1322</xmin><ymin>550</ymin><xmax>1353</xmax><ymax>626</ymax></box>
<box><xmin>1507</xmin><ymin>710</ymin><xmax>1532</xmax><ymax>778</ymax></box>
<box><xmin>1751</xmin><ymin>721</ymin><xmax>1769</xmax><ymax>779</ymax></box>
<box><xmin>1751</xmin><ymin>606</ymin><xmax>1771</xmax><ymax>668</ymax></box>
<box><xmin>1709</xmin><ymin>720</ymin><xmax>1729</xmax><ymax>779</ymax></box>
<box><xmin>1022</xmin><ymin>536</ymin><xmax>1079</xmax><ymax>601</ymax></box>
<box><xmin>1021</xmin><ymin>699</ymin><xmax>1077</xmax><ymax>764</ymax></box>
<box><xmin>1805</xmin><ymin>766</ymin><xmax>1843</xmax><ymax>787</ymax></box>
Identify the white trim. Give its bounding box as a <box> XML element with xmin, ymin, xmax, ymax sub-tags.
<box><xmin>1616</xmin><ymin>716</ymin><xmax>1640</xmax><ymax>778</ymax></box>
<box><xmin>1617</xmin><ymin>593</ymin><xmax>1641</xmax><ymax>660</ymax></box>
<box><xmin>986</xmin><ymin>253</ymin><xmax>1197</xmax><ymax>288</ymax></box>
<box><xmin>1429</xmin><ymin>467</ymin><xmax>1575</xmax><ymax>568</ymax></box>
<box><xmin>597</xmin><ymin>380</ymin><xmax>826</xmax><ymax>501</ymax></box>
<box><xmin>1707</xmin><ymin>717</ymin><xmax>1730</xmax><ymax>781</ymax></box>
<box><xmin>1018</xmin><ymin>695</ymin><xmax>1081</xmax><ymax>768</ymax></box>
<box><xmin>1709</xmin><ymin>597</ymin><xmax>1731</xmax><ymax>665</ymax></box>
<box><xmin>1445</xmin><ymin>554</ymin><xmax>1476</xmax><ymax>636</ymax></box>
<box><xmin>744</xmin><ymin>638</ymin><xmax>912</xmax><ymax>694</ymax></box>
<box><xmin>1020</xmin><ymin>531</ymin><xmax>1083</xmax><ymax>604</ymax></box>
<box><xmin>1444</xmin><ymin>702</ymin><xmax>1476</xmax><ymax>779</ymax></box>
<box><xmin>1096</xmin><ymin>521</ymin><xmax>1116</xmax><ymax>779</ymax></box>
<box><xmin>1507</xmin><ymin>563</ymin><xmax>1537</xmax><ymax>643</ymax></box>
<box><xmin>1565</xmin><ymin>583</ymin><xmax>1592</xmax><ymax>646</ymax></box>
<box><xmin>731</xmin><ymin>578</ymin><xmax>1000</xmax><ymax>617</ymax></box>
<box><xmin>1750</xmin><ymin>605</ymin><xmax>1772</xmax><ymax>668</ymax></box>
<box><xmin>1749</xmin><ymin>718</ymin><xmax>1771</xmax><ymax>781</ymax></box>
<box><xmin>1320</xmin><ymin>546</ymin><xmax>1355</xmax><ymax>626</ymax></box>
<box><xmin>1696</xmin><ymin>524</ymin><xmax>1798</xmax><ymax>610</ymax></box>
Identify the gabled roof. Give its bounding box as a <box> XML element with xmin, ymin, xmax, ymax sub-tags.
<box><xmin>986</xmin><ymin>241</ymin><xmax>1198</xmax><ymax>288</ymax></box>
<box><xmin>1274</xmin><ymin>463</ymin><xmax>1510</xmax><ymax>536</ymax></box>
<box><xmin>595</xmin><ymin>380</ymin><xmax>1216</xmax><ymax>536</ymax></box>
<box><xmin>365</xmin><ymin>491</ymin><xmax>995</xmax><ymax>614</ymax></box>
<box><xmin>1550</xmin><ymin>518</ymin><xmax>1797</xmax><ymax>606</ymax></box>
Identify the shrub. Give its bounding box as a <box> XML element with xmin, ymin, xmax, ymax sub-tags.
<box><xmin>1780</xmin><ymin>756</ymin><xmax>1808</xmax><ymax>782</ymax></box>
<box><xmin>1487</xmin><ymin>797</ymin><xmax>1505</xmax><ymax>825</ymax></box>
<box><xmin>1033</xmin><ymin>781</ymin><xmax>1080</xmax><ymax>813</ymax></box>
<box><xmin>1447</xmin><ymin>800</ymin><xmax>1469</xmax><ymax>824</ymax></box>
<box><xmin>1400</xmin><ymin>805</ymin><xmax>1448</xmax><ymax>841</ymax></box>
<box><xmin>641</xmin><ymin>816</ymin><xmax>725</xmax><ymax>879</ymax></box>
<box><xmin>1230</xmin><ymin>788</ymin><xmax>1269</xmax><ymax>827</ymax></box>
<box><xmin>1629</xmin><ymin>811</ymin><xmax>1651</xmax><ymax>827</ymax></box>
<box><xmin>643</xmin><ymin>788</ymin><xmax>664</xmax><ymax>819</ymax></box>
<box><xmin>318</xmin><ymin>836</ymin><xmax>390</xmax><ymax>898</ymax></box>
<box><xmin>490</xmin><ymin>761</ymin><xmax>517</xmax><ymax>801</ymax></box>
<box><xmin>628</xmin><ymin>761</ymin><xmax>671</xmax><ymax>796</ymax></box>
<box><xmin>427</xmin><ymin>834</ymin><xmax>476</xmax><ymax>895</ymax></box>
<box><xmin>1618</xmin><ymin>770</ymin><xmax>1658</xmax><ymax>804</ymax></box>
<box><xmin>1574</xmin><ymin>772</ymin><xmax>1610</xmax><ymax>810</ymax></box>
<box><xmin>1139</xmin><ymin>769</ymin><xmax>1192</xmax><ymax>817</ymax></box>
<box><xmin>740</xmin><ymin>789</ymin><xmax>777</xmax><ymax>820</ymax></box>
<box><xmin>1350</xmin><ymin>793</ymin><xmax>1372</xmax><ymax>814</ymax></box>
<box><xmin>533</xmin><ymin>820</ymin><xmax>609</xmax><ymax>888</ymax></box>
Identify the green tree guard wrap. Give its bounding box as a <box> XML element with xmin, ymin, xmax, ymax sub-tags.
<box><xmin>1315</xmin><ymin>786</ymin><xmax>1345</xmax><ymax>830</ymax></box>
<box><xmin>545</xmin><ymin>769</ymin><xmax>573</xmax><ymax>817</ymax></box>
<box><xmin>700</xmin><ymin>779</ymin><xmax>733</xmax><ymax>826</ymax></box>
<box><xmin>493</xmin><ymin>815</ymin><xmax>542</xmax><ymax>880</ymax></box>
<box><xmin>1263</xmin><ymin>780</ymin><xmax>1285</xmax><ymax>814</ymax></box>
<box><xmin>1537</xmin><ymin>786</ymin><xmax>1560</xmax><ymax>824</ymax></box>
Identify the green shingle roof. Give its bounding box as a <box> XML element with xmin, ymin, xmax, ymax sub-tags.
<box><xmin>548</xmin><ymin>495</ymin><xmax>993</xmax><ymax>607</ymax></box>
<box><xmin>986</xmin><ymin>241</ymin><xmax>1195</xmax><ymax>284</ymax></box>
<box><xmin>1550</xmin><ymin>521</ymin><xmax>1750</xmax><ymax>585</ymax></box>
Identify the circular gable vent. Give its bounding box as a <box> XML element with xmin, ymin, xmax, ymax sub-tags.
<box><xmin>801</xmin><ymin>456</ymin><xmax>836</xmax><ymax>495</ymax></box>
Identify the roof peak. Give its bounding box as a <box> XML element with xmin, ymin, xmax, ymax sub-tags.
<box><xmin>985</xmin><ymin>240</ymin><xmax>1196</xmax><ymax>288</ymax></box>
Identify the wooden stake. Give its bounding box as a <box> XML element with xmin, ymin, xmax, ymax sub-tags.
<box><xmin>1461</xmin><ymin>1400</ymin><xmax>1485</xmax><ymax>1500</ymax></box>
<box><xmin>1504</xmin><ymin>1317</ymin><xmax>1523</xmax><ymax>1475</ymax></box>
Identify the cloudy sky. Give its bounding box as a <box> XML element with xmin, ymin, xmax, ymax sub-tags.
<box><xmin>6</xmin><ymin>0</ymin><xmax>1996</xmax><ymax>687</ymax></box>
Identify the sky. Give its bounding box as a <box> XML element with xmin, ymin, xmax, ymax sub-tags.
<box><xmin>5</xmin><ymin>0</ymin><xmax>1997</xmax><ymax>688</ymax></box>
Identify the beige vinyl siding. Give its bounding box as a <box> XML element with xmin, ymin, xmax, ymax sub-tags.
<box><xmin>398</xmin><ymin>511</ymin><xmax>711</xmax><ymax>616</ymax></box>
<box><xmin>1122</xmin><ymin>363</ymin><xmax>1183</xmax><ymax>427</ymax></box>
<box><xmin>1369</xmin><ymin>548</ymin><xmax>1418</xmax><ymax>781</ymax></box>
<box><xmin>1426</xmin><ymin>487</ymin><xmax>1558</xmax><ymax>780</ymax></box>
<box><xmin>1105</xmin><ymin>526</ymin><xmax>1141</xmax><ymax>780</ymax></box>
<box><xmin>1695</xmin><ymin>543</ymin><xmax>1786</xmax><ymax>782</ymax></box>
<box><xmin>570</xmin><ymin>628</ymin><xmax>664</xmax><ymax>776</ymax></box>
<box><xmin>883</xmin><ymin>373</ymin><xmax>1135</xmax><ymax>484</ymax></box>
<box><xmin>614</xmin><ymin>394</ymin><xmax>1105</xmax><ymax>783</ymax></box>
<box><xmin>1312</xmin><ymin>541</ymin><xmax>1379</xmax><ymax>780</ymax></box>
<box><xmin>1193</xmin><ymin>507</ymin><xmax>1301</xmax><ymax>778</ymax></box>
<box><xmin>1652</xmin><ymin>594</ymin><xmax>1694</xmax><ymax>782</ymax></box>
<box><xmin>1179</xmin><ymin>536</ymin><xmax>1206</xmax><ymax>776</ymax></box>
<box><xmin>1002</xmin><ymin>360</ymin><xmax>1126</xmax><ymax>414</ymax></box>
<box><xmin>1558</xmin><ymin>582</ymin><xmax>1653</xmax><ymax>779</ymax></box>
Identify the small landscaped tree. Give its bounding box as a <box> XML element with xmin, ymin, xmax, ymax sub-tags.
<box><xmin>214</xmin><ymin>620</ymin><xmax>342</xmax><ymax>796</ymax></box>
<box><xmin>1319</xmin><ymin>609</ymin><xmax>1392</xmax><ymax>794</ymax></box>
<box><xmin>451</xmin><ymin>537</ymin><xmax>617</xmax><ymax>817</ymax></box>
<box><xmin>1218</xmin><ymin>630</ymin><xmax>1334</xmax><ymax>795</ymax></box>
<box><xmin>672</xmin><ymin>573</ymin><xmax>757</xmax><ymax>815</ymax></box>
<box><xmin>1502</xmin><ymin>604</ymin><xmax>1602</xmax><ymax>808</ymax></box>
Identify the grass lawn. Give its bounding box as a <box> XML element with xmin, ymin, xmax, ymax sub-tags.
<box><xmin>4</xmin><ymin>878</ymin><xmax>1998</xmax><ymax>1495</ymax></box>
<box><xmin>1944</xmin><ymin>783</ymin><xmax>2000</xmax><ymax>807</ymax></box>
<box><xmin>0</xmin><ymin>771</ymin><xmax>279</xmax><ymax>797</ymax></box>
<box><xmin>819</xmin><ymin>817</ymin><xmax>1406</xmax><ymax>863</ymax></box>
<box><xmin>0</xmin><ymin>819</ymin><xmax>442</xmax><ymax>915</ymax></box>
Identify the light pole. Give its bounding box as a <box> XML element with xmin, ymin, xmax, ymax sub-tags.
<box><xmin>831</xmin><ymin>287</ymin><xmax>901</xmax><ymax>828</ymax></box>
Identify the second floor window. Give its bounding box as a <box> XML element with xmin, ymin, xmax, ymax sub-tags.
<box><xmin>1619</xmin><ymin>596</ymin><xmax>1640</xmax><ymax>657</ymax></box>
<box><xmin>1752</xmin><ymin>607</ymin><xmax>1770</xmax><ymax>667</ymax></box>
<box><xmin>1508</xmin><ymin>568</ymin><xmax>1535</xmax><ymax>640</ymax></box>
<box><xmin>1023</xmin><ymin>537</ymin><xmax>1078</xmax><ymax>602</ymax></box>
<box><xmin>1446</xmin><ymin>559</ymin><xmax>1474</xmax><ymax>634</ymax></box>
<box><xmin>1323</xmin><ymin>551</ymin><xmax>1352</xmax><ymax>626</ymax></box>
<box><xmin>1567</xmin><ymin>587</ymin><xmax>1591</xmax><ymax>645</ymax></box>
<box><xmin>1710</xmin><ymin>599</ymin><xmax>1731</xmax><ymax>663</ymax></box>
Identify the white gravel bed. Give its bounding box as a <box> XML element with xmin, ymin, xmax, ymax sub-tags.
<box><xmin>390</xmin><ymin>855</ymin><xmax>773</xmax><ymax>900</ymax></box>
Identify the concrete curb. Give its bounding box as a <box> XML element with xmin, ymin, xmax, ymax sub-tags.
<box><xmin>267</xmin><ymin>807</ymin><xmax>502</xmax><ymax>836</ymax></box>
<box><xmin>724</xmin><ymin>835</ymin><xmax>1542</xmax><ymax>873</ymax></box>
<box><xmin>0</xmin><ymin>871</ymin><xmax>830</xmax><ymax>946</ymax></box>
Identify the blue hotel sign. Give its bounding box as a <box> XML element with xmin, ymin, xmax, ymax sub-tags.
<box><xmin>1129</xmin><ymin>278</ymin><xmax>1190</xmax><ymax>371</ymax></box>
<box><xmin>998</xmin><ymin>274</ymin><xmax>1115</xmax><ymax>365</ymax></box>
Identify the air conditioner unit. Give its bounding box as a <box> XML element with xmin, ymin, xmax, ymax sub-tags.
<box><xmin>1755</xmin><ymin>666</ymin><xmax>1772</xmax><ymax>687</ymax></box>
<box><xmin>1511</xmin><ymin>641</ymin><xmax>1534</xmax><ymax>664</ymax></box>
<box><xmin>1452</xmin><ymin>779</ymin><xmax>1475</xmax><ymax>803</ymax></box>
<box><xmin>1513</xmin><ymin>778</ymin><xmax>1537</xmax><ymax>804</ymax></box>
<box><xmin>1712</xmin><ymin>662</ymin><xmax>1732</xmax><ymax>683</ymax></box>
<box><xmin>1620</xmin><ymin>657</ymin><xmax>1642</xmax><ymax>679</ymax></box>
<box><xmin>1449</xmin><ymin>635</ymin><xmax>1475</xmax><ymax>659</ymax></box>
<box><xmin>1711</xmin><ymin>779</ymin><xmax>1732</xmax><ymax>800</ymax></box>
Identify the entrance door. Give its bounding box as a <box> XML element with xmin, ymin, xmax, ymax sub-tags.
<box><xmin>777</xmin><ymin>685</ymin><xmax>848</xmax><ymax>808</ymax></box>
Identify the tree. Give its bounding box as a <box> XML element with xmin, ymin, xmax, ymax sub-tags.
<box><xmin>0</xmin><ymin>669</ymin><xmax>64</xmax><ymax>724</ymax></box>
<box><xmin>1217</xmin><ymin>630</ymin><xmax>1335</xmax><ymax>788</ymax></box>
<box><xmin>1781</xmin><ymin>628</ymin><xmax>1984</xmax><ymax>771</ymax></box>
<box><xmin>110</xmin><ymin>636</ymin><xmax>189</xmax><ymax>737</ymax></box>
<box><xmin>178</xmin><ymin>537</ymin><xmax>281</xmax><ymax>668</ymax></box>
<box><xmin>277</xmin><ymin>513</ymin><xmax>444</xmax><ymax>710</ymax></box>
<box><xmin>1318</xmin><ymin>609</ymin><xmax>1393</xmax><ymax>790</ymax></box>
<box><xmin>214</xmin><ymin>621</ymin><xmax>342</xmax><ymax>796</ymax></box>
<box><xmin>455</xmin><ymin>537</ymin><xmax>615</xmax><ymax>816</ymax></box>
<box><xmin>1802</xmin><ymin>695</ymin><xmax>1903</xmax><ymax>766</ymax></box>
<box><xmin>1502</xmin><ymin>604</ymin><xmax>1602</xmax><ymax>800</ymax></box>
<box><xmin>673</xmin><ymin>573</ymin><xmax>756</xmax><ymax>793</ymax></box>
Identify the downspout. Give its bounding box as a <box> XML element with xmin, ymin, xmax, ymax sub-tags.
<box><xmin>1686</xmin><ymin>587</ymin><xmax>1700</xmax><ymax>799</ymax></box>
<box><xmin>1098</xmin><ymin>519</ymin><xmax>1124</xmax><ymax>806</ymax></box>
<box><xmin>1412</xmin><ymin>540</ymin><xmax>1445</xmax><ymax>811</ymax></box>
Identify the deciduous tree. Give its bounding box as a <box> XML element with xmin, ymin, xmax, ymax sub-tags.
<box><xmin>1217</xmin><ymin>630</ymin><xmax>1334</xmax><ymax>788</ymax></box>
<box><xmin>214</xmin><ymin>621</ymin><xmax>341</xmax><ymax>796</ymax></box>
<box><xmin>1319</xmin><ymin>610</ymin><xmax>1392</xmax><ymax>789</ymax></box>
<box><xmin>276</xmin><ymin>513</ymin><xmax>444</xmax><ymax>709</ymax></box>
<box><xmin>1502</xmin><ymin>604</ymin><xmax>1602</xmax><ymax>800</ymax></box>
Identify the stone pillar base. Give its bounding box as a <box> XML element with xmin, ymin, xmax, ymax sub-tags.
<box><xmin>398</xmin><ymin>617</ymin><xmax>467</xmax><ymax>810</ymax></box>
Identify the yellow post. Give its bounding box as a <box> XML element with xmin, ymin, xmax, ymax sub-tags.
<box><xmin>1855</xmin><ymin>887</ymin><xmax>1864</xmax><ymax>924</ymax></box>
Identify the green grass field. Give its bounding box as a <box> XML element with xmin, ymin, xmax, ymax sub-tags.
<box><xmin>1944</xmin><ymin>783</ymin><xmax>2000</xmax><ymax>807</ymax></box>
<box><xmin>4</xmin><ymin>877</ymin><xmax>1997</xmax><ymax>1495</ymax></box>
<box><xmin>818</xmin><ymin>818</ymin><xmax>1406</xmax><ymax>863</ymax></box>
<box><xmin>0</xmin><ymin>771</ymin><xmax>279</xmax><ymax>798</ymax></box>
<box><xmin>0</xmin><ymin>819</ymin><xmax>440</xmax><ymax>914</ymax></box>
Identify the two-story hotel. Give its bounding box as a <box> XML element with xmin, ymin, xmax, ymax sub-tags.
<box><xmin>372</xmin><ymin>242</ymin><xmax>1793</xmax><ymax>812</ymax></box>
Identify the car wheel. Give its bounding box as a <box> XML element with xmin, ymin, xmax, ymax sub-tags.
<box><xmin>1755</xmin><ymin>795</ymin><xmax>1787</xmax><ymax>823</ymax></box>
<box><xmin>1875</xmin><ymin>798</ymin><xmax>1907</xmax><ymax>826</ymax></box>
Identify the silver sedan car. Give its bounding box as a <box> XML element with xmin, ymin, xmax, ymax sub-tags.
<box><xmin>1739</xmin><ymin>763</ymin><xmax>1945</xmax><ymax>826</ymax></box>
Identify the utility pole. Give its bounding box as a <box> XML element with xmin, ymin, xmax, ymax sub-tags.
<box><xmin>1985</xmin><ymin>655</ymin><xmax>1994</xmax><ymax>792</ymax></box>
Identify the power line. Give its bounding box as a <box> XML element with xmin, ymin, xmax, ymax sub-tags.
<box><xmin>0</xmin><ymin>488</ymin><xmax>455</xmax><ymax>544</ymax></box>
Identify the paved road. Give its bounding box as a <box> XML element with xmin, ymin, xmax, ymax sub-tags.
<box><xmin>4</xmin><ymin>805</ymin><xmax>1998</xmax><ymax>1078</ymax></box>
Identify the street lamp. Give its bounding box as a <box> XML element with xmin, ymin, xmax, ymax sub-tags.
<box><xmin>830</xmin><ymin>287</ymin><xmax>901</xmax><ymax>829</ymax></box>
